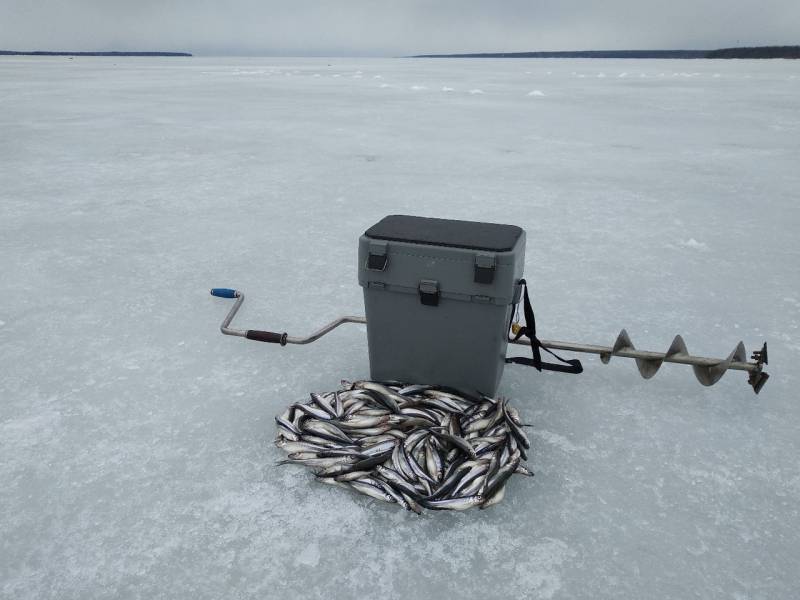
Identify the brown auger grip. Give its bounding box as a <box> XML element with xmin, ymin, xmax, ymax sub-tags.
<box><xmin>246</xmin><ymin>330</ymin><xmax>288</xmax><ymax>345</ymax></box>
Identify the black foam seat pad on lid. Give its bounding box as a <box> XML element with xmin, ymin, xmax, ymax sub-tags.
<box><xmin>365</xmin><ymin>215</ymin><xmax>523</xmax><ymax>252</ymax></box>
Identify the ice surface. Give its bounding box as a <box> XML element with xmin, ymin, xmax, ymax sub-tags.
<box><xmin>1</xmin><ymin>56</ymin><xmax>799</xmax><ymax>599</ymax></box>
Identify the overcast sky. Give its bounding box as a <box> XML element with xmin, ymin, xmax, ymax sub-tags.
<box><xmin>1</xmin><ymin>0</ymin><xmax>797</xmax><ymax>56</ymax></box>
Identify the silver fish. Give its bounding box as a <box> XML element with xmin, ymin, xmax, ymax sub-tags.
<box><xmin>484</xmin><ymin>455</ymin><xmax>521</xmax><ymax>498</ymax></box>
<box><xmin>480</xmin><ymin>483</ymin><xmax>506</xmax><ymax>509</ymax></box>
<box><xmin>429</xmin><ymin>427</ymin><xmax>477</xmax><ymax>459</ymax></box>
<box><xmin>451</xmin><ymin>463</ymin><xmax>490</xmax><ymax>497</ymax></box>
<box><xmin>342</xmin><ymin>399</ymin><xmax>368</xmax><ymax>417</ymax></box>
<box><xmin>515</xmin><ymin>464</ymin><xmax>535</xmax><ymax>477</ymax></box>
<box><xmin>293</xmin><ymin>402</ymin><xmax>333</xmax><ymax>421</ymax></box>
<box><xmin>333</xmin><ymin>391</ymin><xmax>344</xmax><ymax>417</ymax></box>
<box><xmin>275</xmin><ymin>417</ymin><xmax>300</xmax><ymax>441</ymax></box>
<box><xmin>424</xmin><ymin>495</ymin><xmax>484</xmax><ymax>511</ymax></box>
<box><xmin>401</xmin><ymin>492</ymin><xmax>424</xmax><ymax>515</ymax></box>
<box><xmin>299</xmin><ymin>434</ymin><xmax>346</xmax><ymax>447</ymax></box>
<box><xmin>275</xmin><ymin>382</ymin><xmax>534</xmax><ymax>512</ymax></box>
<box><xmin>397</xmin><ymin>384</ymin><xmax>432</xmax><ymax>396</ymax></box>
<box><xmin>502</xmin><ymin>400</ymin><xmax>530</xmax><ymax>450</ymax></box>
<box><xmin>353</xmin><ymin>381</ymin><xmax>403</xmax><ymax>413</ymax></box>
<box><xmin>425</xmin><ymin>441</ymin><xmax>444</xmax><ymax>482</ymax></box>
<box><xmin>338</xmin><ymin>415</ymin><xmax>390</xmax><ymax>429</ymax></box>
<box><xmin>374</xmin><ymin>479</ymin><xmax>410</xmax><ymax>510</ymax></box>
<box><xmin>334</xmin><ymin>470</ymin><xmax>373</xmax><ymax>482</ymax></box>
<box><xmin>375</xmin><ymin>466</ymin><xmax>420</xmax><ymax>498</ymax></box>
<box><xmin>358</xmin><ymin>433</ymin><xmax>398</xmax><ymax>446</ymax></box>
<box><xmin>391</xmin><ymin>442</ymin><xmax>416</xmax><ymax>482</ymax></box>
<box><xmin>278</xmin><ymin>455</ymin><xmax>355</xmax><ymax>468</ymax></box>
<box><xmin>403</xmin><ymin>429</ymin><xmax>431</xmax><ymax>452</ymax></box>
<box><xmin>301</xmin><ymin>420</ymin><xmax>354</xmax><ymax>444</ymax></box>
<box><xmin>360</xmin><ymin>439</ymin><xmax>398</xmax><ymax>457</ymax></box>
<box><xmin>350</xmin><ymin>479</ymin><xmax>396</xmax><ymax>503</ymax></box>
<box><xmin>275</xmin><ymin>439</ymin><xmax>326</xmax><ymax>454</ymax></box>
<box><xmin>459</xmin><ymin>472</ymin><xmax>489</xmax><ymax>497</ymax></box>
<box><xmin>310</xmin><ymin>392</ymin><xmax>337</xmax><ymax>419</ymax></box>
<box><xmin>358</xmin><ymin>408</ymin><xmax>391</xmax><ymax>417</ymax></box>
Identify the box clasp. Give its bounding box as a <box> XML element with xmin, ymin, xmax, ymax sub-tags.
<box><xmin>474</xmin><ymin>253</ymin><xmax>496</xmax><ymax>284</ymax></box>
<box><xmin>418</xmin><ymin>279</ymin><xmax>440</xmax><ymax>306</ymax></box>
<box><xmin>366</xmin><ymin>241</ymin><xmax>388</xmax><ymax>271</ymax></box>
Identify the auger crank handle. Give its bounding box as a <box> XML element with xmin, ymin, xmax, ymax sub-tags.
<box><xmin>209</xmin><ymin>287</ymin><xmax>365</xmax><ymax>346</ymax></box>
<box><xmin>245</xmin><ymin>330</ymin><xmax>289</xmax><ymax>344</ymax></box>
<box><xmin>209</xmin><ymin>288</ymin><xmax>289</xmax><ymax>344</ymax></box>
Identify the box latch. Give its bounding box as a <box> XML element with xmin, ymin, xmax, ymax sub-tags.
<box><xmin>474</xmin><ymin>253</ymin><xmax>496</xmax><ymax>284</ymax></box>
<box><xmin>418</xmin><ymin>280</ymin><xmax>440</xmax><ymax>306</ymax></box>
<box><xmin>366</xmin><ymin>241</ymin><xmax>388</xmax><ymax>271</ymax></box>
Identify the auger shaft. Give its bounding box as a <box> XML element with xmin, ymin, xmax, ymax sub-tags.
<box><xmin>511</xmin><ymin>338</ymin><xmax>757</xmax><ymax>372</ymax></box>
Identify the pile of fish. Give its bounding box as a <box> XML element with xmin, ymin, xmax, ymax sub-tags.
<box><xmin>274</xmin><ymin>381</ymin><xmax>533</xmax><ymax>513</ymax></box>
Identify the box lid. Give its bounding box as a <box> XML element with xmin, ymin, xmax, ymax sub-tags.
<box><xmin>365</xmin><ymin>215</ymin><xmax>523</xmax><ymax>252</ymax></box>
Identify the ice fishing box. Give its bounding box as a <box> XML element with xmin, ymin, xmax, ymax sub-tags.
<box><xmin>358</xmin><ymin>215</ymin><xmax>526</xmax><ymax>395</ymax></box>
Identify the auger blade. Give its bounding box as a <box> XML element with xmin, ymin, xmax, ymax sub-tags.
<box><xmin>692</xmin><ymin>341</ymin><xmax>747</xmax><ymax>386</ymax></box>
<box><xmin>606</xmin><ymin>329</ymin><xmax>667</xmax><ymax>379</ymax></box>
<box><xmin>666</xmin><ymin>335</ymin><xmax>688</xmax><ymax>358</ymax></box>
<box><xmin>512</xmin><ymin>330</ymin><xmax>770</xmax><ymax>393</ymax></box>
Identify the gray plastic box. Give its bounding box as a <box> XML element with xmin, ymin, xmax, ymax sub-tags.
<box><xmin>358</xmin><ymin>215</ymin><xmax>526</xmax><ymax>395</ymax></box>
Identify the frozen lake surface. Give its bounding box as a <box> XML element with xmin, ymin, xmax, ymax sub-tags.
<box><xmin>1</xmin><ymin>56</ymin><xmax>799</xmax><ymax>599</ymax></box>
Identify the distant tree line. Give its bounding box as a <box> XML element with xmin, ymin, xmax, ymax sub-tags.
<box><xmin>705</xmin><ymin>46</ymin><xmax>800</xmax><ymax>59</ymax></box>
<box><xmin>413</xmin><ymin>46</ymin><xmax>800</xmax><ymax>59</ymax></box>
<box><xmin>0</xmin><ymin>51</ymin><xmax>192</xmax><ymax>57</ymax></box>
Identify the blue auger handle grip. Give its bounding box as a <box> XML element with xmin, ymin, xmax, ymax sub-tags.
<box><xmin>210</xmin><ymin>288</ymin><xmax>238</xmax><ymax>298</ymax></box>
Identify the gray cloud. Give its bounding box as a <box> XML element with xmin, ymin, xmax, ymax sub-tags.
<box><xmin>1</xmin><ymin>0</ymin><xmax>797</xmax><ymax>55</ymax></box>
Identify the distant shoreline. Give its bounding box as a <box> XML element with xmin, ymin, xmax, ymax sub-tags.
<box><xmin>0</xmin><ymin>50</ymin><xmax>192</xmax><ymax>57</ymax></box>
<box><xmin>412</xmin><ymin>46</ymin><xmax>800</xmax><ymax>59</ymax></box>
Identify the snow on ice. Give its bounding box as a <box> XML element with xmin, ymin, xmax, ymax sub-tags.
<box><xmin>1</xmin><ymin>56</ymin><xmax>799</xmax><ymax>599</ymax></box>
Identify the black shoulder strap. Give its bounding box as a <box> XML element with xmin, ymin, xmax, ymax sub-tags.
<box><xmin>506</xmin><ymin>279</ymin><xmax>583</xmax><ymax>375</ymax></box>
